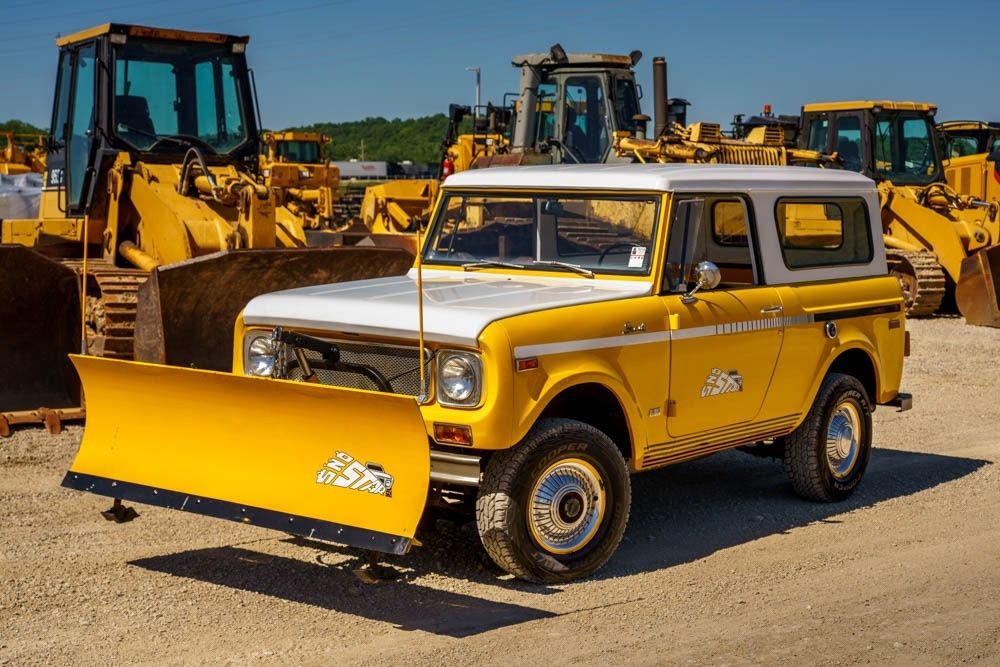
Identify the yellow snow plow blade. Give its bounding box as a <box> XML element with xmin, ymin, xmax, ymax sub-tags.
<box><xmin>62</xmin><ymin>355</ymin><xmax>430</xmax><ymax>555</ymax></box>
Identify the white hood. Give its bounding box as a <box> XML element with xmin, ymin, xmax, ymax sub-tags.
<box><xmin>242</xmin><ymin>268</ymin><xmax>653</xmax><ymax>346</ymax></box>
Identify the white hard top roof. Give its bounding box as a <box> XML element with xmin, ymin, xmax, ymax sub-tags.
<box><xmin>442</xmin><ymin>163</ymin><xmax>875</xmax><ymax>193</ymax></box>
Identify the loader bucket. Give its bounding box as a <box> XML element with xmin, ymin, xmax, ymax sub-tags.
<box><xmin>954</xmin><ymin>245</ymin><xmax>1000</xmax><ymax>327</ymax></box>
<box><xmin>0</xmin><ymin>245</ymin><xmax>81</xmax><ymax>411</ymax></box>
<box><xmin>134</xmin><ymin>246</ymin><xmax>414</xmax><ymax>370</ymax></box>
<box><xmin>62</xmin><ymin>355</ymin><xmax>430</xmax><ymax>554</ymax></box>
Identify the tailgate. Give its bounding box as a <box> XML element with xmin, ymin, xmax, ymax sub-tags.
<box><xmin>62</xmin><ymin>355</ymin><xmax>430</xmax><ymax>555</ymax></box>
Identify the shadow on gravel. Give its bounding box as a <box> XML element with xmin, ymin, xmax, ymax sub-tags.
<box><xmin>128</xmin><ymin>446</ymin><xmax>988</xmax><ymax>611</ymax></box>
<box><xmin>130</xmin><ymin>544</ymin><xmax>555</xmax><ymax>637</ymax></box>
<box><xmin>597</xmin><ymin>447</ymin><xmax>990</xmax><ymax>580</ymax></box>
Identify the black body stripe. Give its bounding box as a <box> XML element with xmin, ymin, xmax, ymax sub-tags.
<box><xmin>812</xmin><ymin>303</ymin><xmax>901</xmax><ymax>322</ymax></box>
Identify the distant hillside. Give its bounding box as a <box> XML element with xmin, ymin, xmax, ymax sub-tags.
<box><xmin>286</xmin><ymin>114</ymin><xmax>458</xmax><ymax>166</ymax></box>
<box><xmin>1</xmin><ymin>119</ymin><xmax>46</xmax><ymax>134</ymax></box>
<box><xmin>1</xmin><ymin>115</ymin><xmax>457</xmax><ymax>167</ymax></box>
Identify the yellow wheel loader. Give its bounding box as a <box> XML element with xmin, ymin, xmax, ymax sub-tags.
<box><xmin>799</xmin><ymin>102</ymin><xmax>1000</xmax><ymax>325</ymax></box>
<box><xmin>0</xmin><ymin>24</ymin><xmax>413</xmax><ymax>427</ymax></box>
<box><xmin>260</xmin><ymin>130</ymin><xmax>342</xmax><ymax>234</ymax></box>
<box><xmin>0</xmin><ymin>132</ymin><xmax>47</xmax><ymax>174</ymax></box>
<box><xmin>937</xmin><ymin>120</ymin><xmax>1000</xmax><ymax>205</ymax></box>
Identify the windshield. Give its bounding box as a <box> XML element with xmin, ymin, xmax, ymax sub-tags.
<box><xmin>422</xmin><ymin>192</ymin><xmax>660</xmax><ymax>275</ymax></box>
<box><xmin>276</xmin><ymin>140</ymin><xmax>321</xmax><ymax>163</ymax></box>
<box><xmin>872</xmin><ymin>112</ymin><xmax>941</xmax><ymax>185</ymax></box>
<box><xmin>112</xmin><ymin>38</ymin><xmax>250</xmax><ymax>154</ymax></box>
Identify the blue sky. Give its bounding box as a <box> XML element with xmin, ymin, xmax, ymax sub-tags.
<box><xmin>2</xmin><ymin>0</ymin><xmax>997</xmax><ymax>157</ymax></box>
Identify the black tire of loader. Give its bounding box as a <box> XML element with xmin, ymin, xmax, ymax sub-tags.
<box><xmin>475</xmin><ymin>418</ymin><xmax>630</xmax><ymax>584</ymax></box>
<box><xmin>784</xmin><ymin>373</ymin><xmax>872</xmax><ymax>502</ymax></box>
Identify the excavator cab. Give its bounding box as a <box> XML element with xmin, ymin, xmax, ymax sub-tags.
<box><xmin>508</xmin><ymin>46</ymin><xmax>643</xmax><ymax>165</ymax></box>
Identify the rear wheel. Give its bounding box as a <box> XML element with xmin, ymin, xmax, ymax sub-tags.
<box><xmin>476</xmin><ymin>418</ymin><xmax>630</xmax><ymax>583</ymax></box>
<box><xmin>784</xmin><ymin>373</ymin><xmax>872</xmax><ymax>502</ymax></box>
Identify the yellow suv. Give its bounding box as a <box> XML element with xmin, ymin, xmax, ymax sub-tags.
<box><xmin>64</xmin><ymin>163</ymin><xmax>911</xmax><ymax>583</ymax></box>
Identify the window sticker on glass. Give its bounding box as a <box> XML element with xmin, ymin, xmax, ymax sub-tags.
<box><xmin>628</xmin><ymin>246</ymin><xmax>646</xmax><ymax>268</ymax></box>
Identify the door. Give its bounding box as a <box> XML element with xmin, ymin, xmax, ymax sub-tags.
<box><xmin>661</xmin><ymin>196</ymin><xmax>785</xmax><ymax>438</ymax></box>
<box><xmin>54</xmin><ymin>40</ymin><xmax>97</xmax><ymax>215</ymax></box>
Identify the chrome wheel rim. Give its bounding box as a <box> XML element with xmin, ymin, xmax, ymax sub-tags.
<box><xmin>528</xmin><ymin>459</ymin><xmax>606</xmax><ymax>554</ymax></box>
<box><xmin>826</xmin><ymin>400</ymin><xmax>862</xmax><ymax>479</ymax></box>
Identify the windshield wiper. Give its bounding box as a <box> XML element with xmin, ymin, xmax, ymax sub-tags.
<box><xmin>531</xmin><ymin>260</ymin><xmax>594</xmax><ymax>278</ymax></box>
<box><xmin>462</xmin><ymin>260</ymin><xmax>524</xmax><ymax>271</ymax></box>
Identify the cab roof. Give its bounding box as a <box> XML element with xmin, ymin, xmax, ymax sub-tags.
<box><xmin>802</xmin><ymin>100</ymin><xmax>936</xmax><ymax>113</ymax></box>
<box><xmin>56</xmin><ymin>23</ymin><xmax>248</xmax><ymax>48</ymax></box>
<box><xmin>442</xmin><ymin>163</ymin><xmax>875</xmax><ymax>194</ymax></box>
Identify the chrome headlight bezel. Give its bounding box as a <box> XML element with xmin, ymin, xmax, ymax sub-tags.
<box><xmin>245</xmin><ymin>333</ymin><xmax>280</xmax><ymax>377</ymax></box>
<box><xmin>436</xmin><ymin>351</ymin><xmax>483</xmax><ymax>407</ymax></box>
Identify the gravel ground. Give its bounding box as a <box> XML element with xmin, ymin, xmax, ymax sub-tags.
<box><xmin>2</xmin><ymin>317</ymin><xmax>999</xmax><ymax>665</ymax></box>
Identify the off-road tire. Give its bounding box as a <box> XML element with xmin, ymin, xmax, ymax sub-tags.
<box><xmin>784</xmin><ymin>373</ymin><xmax>872</xmax><ymax>502</ymax></box>
<box><xmin>475</xmin><ymin>418</ymin><xmax>630</xmax><ymax>583</ymax></box>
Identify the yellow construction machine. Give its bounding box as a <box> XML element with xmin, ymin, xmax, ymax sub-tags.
<box><xmin>613</xmin><ymin>120</ymin><xmax>836</xmax><ymax>166</ymax></box>
<box><xmin>0</xmin><ymin>132</ymin><xmax>47</xmax><ymax>174</ymax></box>
<box><xmin>345</xmin><ymin>45</ymin><xmax>652</xmax><ymax>258</ymax></box>
<box><xmin>799</xmin><ymin>101</ymin><xmax>1000</xmax><ymax>325</ymax></box>
<box><xmin>260</xmin><ymin>130</ymin><xmax>342</xmax><ymax>233</ymax></box>
<box><xmin>0</xmin><ymin>24</ymin><xmax>413</xmax><ymax>431</ymax></box>
<box><xmin>936</xmin><ymin>120</ymin><xmax>1000</xmax><ymax>204</ymax></box>
<box><xmin>440</xmin><ymin>44</ymin><xmax>648</xmax><ymax>173</ymax></box>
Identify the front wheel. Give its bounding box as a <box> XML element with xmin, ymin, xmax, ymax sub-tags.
<box><xmin>784</xmin><ymin>373</ymin><xmax>872</xmax><ymax>502</ymax></box>
<box><xmin>475</xmin><ymin>418</ymin><xmax>631</xmax><ymax>583</ymax></box>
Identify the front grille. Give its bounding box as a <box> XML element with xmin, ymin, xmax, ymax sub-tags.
<box><xmin>283</xmin><ymin>339</ymin><xmax>430</xmax><ymax>397</ymax></box>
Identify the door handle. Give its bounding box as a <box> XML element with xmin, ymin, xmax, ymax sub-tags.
<box><xmin>760</xmin><ymin>305</ymin><xmax>783</xmax><ymax>314</ymax></box>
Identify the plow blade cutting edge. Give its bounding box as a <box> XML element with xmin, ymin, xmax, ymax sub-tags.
<box><xmin>62</xmin><ymin>355</ymin><xmax>430</xmax><ymax>555</ymax></box>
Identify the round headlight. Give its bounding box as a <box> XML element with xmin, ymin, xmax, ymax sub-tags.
<box><xmin>247</xmin><ymin>335</ymin><xmax>278</xmax><ymax>377</ymax></box>
<box><xmin>439</xmin><ymin>354</ymin><xmax>480</xmax><ymax>404</ymax></box>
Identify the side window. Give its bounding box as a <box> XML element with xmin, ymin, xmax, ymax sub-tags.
<box><xmin>564</xmin><ymin>76</ymin><xmax>609</xmax><ymax>162</ymax></box>
<box><xmin>534</xmin><ymin>82</ymin><xmax>556</xmax><ymax>145</ymax></box>
<box><xmin>712</xmin><ymin>200</ymin><xmax>748</xmax><ymax>246</ymax></box>
<box><xmin>805</xmin><ymin>117</ymin><xmax>829</xmax><ymax>152</ymax></box>
<box><xmin>835</xmin><ymin>116</ymin><xmax>862</xmax><ymax>172</ymax></box>
<box><xmin>666</xmin><ymin>196</ymin><xmax>757</xmax><ymax>290</ymax></box>
<box><xmin>775</xmin><ymin>198</ymin><xmax>873</xmax><ymax>268</ymax></box>
<box><xmin>946</xmin><ymin>136</ymin><xmax>978</xmax><ymax>158</ymax></box>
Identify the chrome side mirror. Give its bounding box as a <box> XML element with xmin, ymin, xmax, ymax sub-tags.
<box><xmin>681</xmin><ymin>261</ymin><xmax>721</xmax><ymax>303</ymax></box>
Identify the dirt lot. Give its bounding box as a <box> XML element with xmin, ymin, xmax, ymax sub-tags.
<box><xmin>2</xmin><ymin>317</ymin><xmax>999</xmax><ymax>665</ymax></box>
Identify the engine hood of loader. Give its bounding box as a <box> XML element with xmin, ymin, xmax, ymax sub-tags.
<box><xmin>242</xmin><ymin>268</ymin><xmax>653</xmax><ymax>346</ymax></box>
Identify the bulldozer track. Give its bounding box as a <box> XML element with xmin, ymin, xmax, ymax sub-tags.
<box><xmin>886</xmin><ymin>250</ymin><xmax>947</xmax><ymax>317</ymax></box>
<box><xmin>62</xmin><ymin>260</ymin><xmax>148</xmax><ymax>359</ymax></box>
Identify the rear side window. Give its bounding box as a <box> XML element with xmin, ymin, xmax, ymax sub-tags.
<box><xmin>775</xmin><ymin>197</ymin><xmax>873</xmax><ymax>268</ymax></box>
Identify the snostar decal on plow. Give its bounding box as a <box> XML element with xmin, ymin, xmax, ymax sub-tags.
<box><xmin>61</xmin><ymin>355</ymin><xmax>429</xmax><ymax>555</ymax></box>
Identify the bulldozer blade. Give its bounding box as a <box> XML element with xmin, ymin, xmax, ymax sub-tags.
<box><xmin>134</xmin><ymin>246</ymin><xmax>414</xmax><ymax>371</ymax></box>
<box><xmin>62</xmin><ymin>355</ymin><xmax>430</xmax><ymax>555</ymax></box>
<box><xmin>0</xmin><ymin>245</ymin><xmax>81</xmax><ymax>411</ymax></box>
<box><xmin>955</xmin><ymin>246</ymin><xmax>1000</xmax><ymax>327</ymax></box>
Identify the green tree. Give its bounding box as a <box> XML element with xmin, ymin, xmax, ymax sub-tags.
<box><xmin>285</xmin><ymin>113</ymin><xmax>454</xmax><ymax>166</ymax></box>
